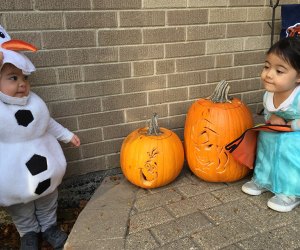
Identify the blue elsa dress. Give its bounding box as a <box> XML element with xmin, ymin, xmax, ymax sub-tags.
<box><xmin>253</xmin><ymin>86</ymin><xmax>300</xmax><ymax>196</ymax></box>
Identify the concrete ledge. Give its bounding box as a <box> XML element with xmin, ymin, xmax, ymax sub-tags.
<box><xmin>64</xmin><ymin>174</ymin><xmax>138</xmax><ymax>250</ymax></box>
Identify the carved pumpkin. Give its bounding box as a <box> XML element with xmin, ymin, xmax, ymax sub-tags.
<box><xmin>120</xmin><ymin>114</ymin><xmax>184</xmax><ymax>188</ymax></box>
<box><xmin>184</xmin><ymin>80</ymin><xmax>253</xmax><ymax>182</ymax></box>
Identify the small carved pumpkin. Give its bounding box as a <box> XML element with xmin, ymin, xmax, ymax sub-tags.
<box><xmin>120</xmin><ymin>114</ymin><xmax>184</xmax><ymax>188</ymax></box>
<box><xmin>184</xmin><ymin>80</ymin><xmax>253</xmax><ymax>182</ymax></box>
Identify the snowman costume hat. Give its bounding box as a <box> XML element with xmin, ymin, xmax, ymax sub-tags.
<box><xmin>0</xmin><ymin>25</ymin><xmax>37</xmax><ymax>75</ymax></box>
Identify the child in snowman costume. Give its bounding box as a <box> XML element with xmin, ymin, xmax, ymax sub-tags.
<box><xmin>0</xmin><ymin>26</ymin><xmax>80</xmax><ymax>250</ymax></box>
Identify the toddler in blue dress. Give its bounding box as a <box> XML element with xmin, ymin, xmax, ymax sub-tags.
<box><xmin>242</xmin><ymin>37</ymin><xmax>300</xmax><ymax>212</ymax></box>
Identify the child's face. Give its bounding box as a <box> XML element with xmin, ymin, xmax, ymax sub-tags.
<box><xmin>261</xmin><ymin>53</ymin><xmax>300</xmax><ymax>95</ymax></box>
<box><xmin>0</xmin><ymin>63</ymin><xmax>30</xmax><ymax>98</ymax></box>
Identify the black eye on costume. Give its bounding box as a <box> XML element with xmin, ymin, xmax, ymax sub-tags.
<box><xmin>0</xmin><ymin>32</ymin><xmax>5</xmax><ymax>39</ymax></box>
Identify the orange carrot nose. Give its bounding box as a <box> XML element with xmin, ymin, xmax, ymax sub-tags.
<box><xmin>1</xmin><ymin>39</ymin><xmax>37</xmax><ymax>52</ymax></box>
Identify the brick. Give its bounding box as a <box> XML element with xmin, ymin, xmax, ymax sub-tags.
<box><xmin>207</xmin><ymin>67</ymin><xmax>243</xmax><ymax>83</ymax></box>
<box><xmin>68</xmin><ymin>48</ymin><xmax>118</xmax><ymax>65</ymax></box>
<box><xmin>244</xmin><ymin>65</ymin><xmax>264</xmax><ymax>78</ymax></box>
<box><xmin>193</xmin><ymin>219</ymin><xmax>258</xmax><ymax>249</ymax></box>
<box><xmin>244</xmin><ymin>36</ymin><xmax>270</xmax><ymax>51</ymax></box>
<box><xmin>125</xmin><ymin>104</ymin><xmax>168</xmax><ymax>122</ymax></box>
<box><xmin>81</xmin><ymin>139</ymin><xmax>123</xmax><ymax>158</ymax></box>
<box><xmin>168</xmin><ymin>71</ymin><xmax>206</xmax><ymax>88</ymax></box>
<box><xmin>49</xmin><ymin>98</ymin><xmax>102</xmax><ymax>118</ymax></box>
<box><xmin>207</xmin><ymin>38</ymin><xmax>243</xmax><ymax>54</ymax></box>
<box><xmin>65</xmin><ymin>157</ymin><xmax>106</xmax><ymax>177</ymax></box>
<box><xmin>151</xmin><ymin>212</ymin><xmax>212</xmax><ymax>245</ymax></box>
<box><xmin>229</xmin><ymin>79</ymin><xmax>261</xmax><ymax>94</ymax></box>
<box><xmin>77</xmin><ymin>128</ymin><xmax>103</xmax><ymax>144</ymax></box>
<box><xmin>98</xmin><ymin>29</ymin><xmax>142</xmax><ymax>46</ymax></box>
<box><xmin>93</xmin><ymin>0</ymin><xmax>141</xmax><ymax>9</ymax></box>
<box><xmin>57</xmin><ymin>67</ymin><xmax>82</xmax><ymax>84</ymax></box>
<box><xmin>0</xmin><ymin>0</ymin><xmax>32</xmax><ymax>10</ymax></box>
<box><xmin>167</xmin><ymin>9</ymin><xmax>208</xmax><ymax>25</ymax></box>
<box><xmin>102</xmin><ymin>93</ymin><xmax>147</xmax><ymax>111</ymax></box>
<box><xmin>166</xmin><ymin>193</ymin><xmax>221</xmax><ymax>217</ymax></box>
<box><xmin>210</xmin><ymin>8</ymin><xmax>247</xmax><ymax>23</ymax></box>
<box><xmin>166</xmin><ymin>41</ymin><xmax>205</xmax><ymax>58</ymax></box>
<box><xmin>176</xmin><ymin>56</ymin><xmax>215</xmax><ymax>72</ymax></box>
<box><xmin>75</xmin><ymin>80</ymin><xmax>122</xmax><ymax>99</ymax></box>
<box><xmin>35</xmin><ymin>0</ymin><xmax>91</xmax><ymax>10</ymax></box>
<box><xmin>126</xmin><ymin>230</ymin><xmax>159</xmax><ymax>250</ymax></box>
<box><xmin>169</xmin><ymin>101</ymin><xmax>193</xmax><ymax>116</ymax></box>
<box><xmin>143</xmin><ymin>27</ymin><xmax>185</xmax><ymax>44</ymax></box>
<box><xmin>83</xmin><ymin>63</ymin><xmax>131</xmax><ymax>81</ymax></box>
<box><xmin>263</xmin><ymin>21</ymin><xmax>281</xmax><ymax>36</ymax></box>
<box><xmin>65</xmin><ymin>12</ymin><xmax>117</xmax><ymax>29</ymax></box>
<box><xmin>189</xmin><ymin>84</ymin><xmax>218</xmax><ymax>100</ymax></box>
<box><xmin>227</xmin><ymin>23</ymin><xmax>263</xmax><ymax>38</ymax></box>
<box><xmin>103</xmin><ymin>121</ymin><xmax>144</xmax><ymax>140</ymax></box>
<box><xmin>120</xmin><ymin>45</ymin><xmax>164</xmax><ymax>61</ymax></box>
<box><xmin>187</xmin><ymin>24</ymin><xmax>226</xmax><ymax>41</ymax></box>
<box><xmin>63</xmin><ymin>147</ymin><xmax>81</xmax><ymax>161</ymax></box>
<box><xmin>5</xmin><ymin>13</ymin><xmax>63</xmax><ymax>30</ymax></box>
<box><xmin>133</xmin><ymin>61</ymin><xmax>154</xmax><ymax>76</ymax></box>
<box><xmin>216</xmin><ymin>54</ymin><xmax>233</xmax><ymax>68</ymax></box>
<box><xmin>42</xmin><ymin>30</ymin><xmax>96</xmax><ymax>49</ymax></box>
<box><xmin>188</xmin><ymin>0</ymin><xmax>227</xmax><ymax>7</ymax></box>
<box><xmin>32</xmin><ymin>84</ymin><xmax>74</xmax><ymax>102</ymax></box>
<box><xmin>120</xmin><ymin>11</ymin><xmax>165</xmax><ymax>27</ymax></box>
<box><xmin>242</xmin><ymin>90</ymin><xmax>265</xmax><ymax>105</ymax></box>
<box><xmin>229</xmin><ymin>0</ymin><xmax>264</xmax><ymax>6</ymax></box>
<box><xmin>158</xmin><ymin>114</ymin><xmax>186</xmax><ymax>131</ymax></box>
<box><xmin>78</xmin><ymin>111</ymin><xmax>125</xmax><ymax>129</ymax></box>
<box><xmin>247</xmin><ymin>7</ymin><xmax>274</xmax><ymax>21</ymax></box>
<box><xmin>234</xmin><ymin>51</ymin><xmax>266</xmax><ymax>66</ymax></box>
<box><xmin>129</xmin><ymin>207</ymin><xmax>173</xmax><ymax>234</ymax></box>
<box><xmin>28</xmin><ymin>50</ymin><xmax>68</xmax><ymax>67</ymax></box>
<box><xmin>135</xmin><ymin>189</ymin><xmax>183</xmax><ymax>212</ymax></box>
<box><xmin>124</xmin><ymin>76</ymin><xmax>166</xmax><ymax>93</ymax></box>
<box><xmin>148</xmin><ymin>88</ymin><xmax>188</xmax><ymax>105</ymax></box>
<box><xmin>144</xmin><ymin>0</ymin><xmax>186</xmax><ymax>8</ymax></box>
<box><xmin>156</xmin><ymin>60</ymin><xmax>175</xmax><ymax>74</ymax></box>
<box><xmin>30</xmin><ymin>68</ymin><xmax>57</xmax><ymax>86</ymax></box>
<box><xmin>106</xmin><ymin>153</ymin><xmax>122</xmax><ymax>169</ymax></box>
<box><xmin>55</xmin><ymin>117</ymin><xmax>78</xmax><ymax>131</ymax></box>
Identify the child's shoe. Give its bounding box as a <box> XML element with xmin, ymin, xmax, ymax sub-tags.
<box><xmin>267</xmin><ymin>195</ymin><xmax>300</xmax><ymax>212</ymax></box>
<box><xmin>42</xmin><ymin>225</ymin><xmax>67</xmax><ymax>250</ymax></box>
<box><xmin>242</xmin><ymin>180</ymin><xmax>267</xmax><ymax>195</ymax></box>
<box><xmin>20</xmin><ymin>231</ymin><xmax>38</xmax><ymax>250</ymax></box>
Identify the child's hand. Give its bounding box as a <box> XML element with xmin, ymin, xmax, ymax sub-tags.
<box><xmin>70</xmin><ymin>134</ymin><xmax>80</xmax><ymax>147</ymax></box>
<box><xmin>267</xmin><ymin>114</ymin><xmax>286</xmax><ymax>125</ymax></box>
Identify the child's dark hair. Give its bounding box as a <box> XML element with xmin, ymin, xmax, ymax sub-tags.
<box><xmin>267</xmin><ymin>37</ymin><xmax>300</xmax><ymax>73</ymax></box>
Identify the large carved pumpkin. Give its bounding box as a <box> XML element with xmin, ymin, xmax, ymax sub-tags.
<box><xmin>184</xmin><ymin>80</ymin><xmax>253</xmax><ymax>182</ymax></box>
<box><xmin>120</xmin><ymin>114</ymin><xmax>184</xmax><ymax>188</ymax></box>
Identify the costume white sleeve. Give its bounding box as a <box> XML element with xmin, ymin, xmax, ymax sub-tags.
<box><xmin>47</xmin><ymin>118</ymin><xmax>74</xmax><ymax>143</ymax></box>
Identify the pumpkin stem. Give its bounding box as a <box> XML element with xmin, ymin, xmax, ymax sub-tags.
<box><xmin>147</xmin><ymin>113</ymin><xmax>162</xmax><ymax>135</ymax></box>
<box><xmin>207</xmin><ymin>80</ymin><xmax>233</xmax><ymax>103</ymax></box>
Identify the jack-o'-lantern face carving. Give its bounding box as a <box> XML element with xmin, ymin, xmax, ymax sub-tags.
<box><xmin>120</xmin><ymin>114</ymin><xmax>184</xmax><ymax>188</ymax></box>
<box><xmin>192</xmin><ymin>117</ymin><xmax>229</xmax><ymax>176</ymax></box>
<box><xmin>184</xmin><ymin>80</ymin><xmax>253</xmax><ymax>182</ymax></box>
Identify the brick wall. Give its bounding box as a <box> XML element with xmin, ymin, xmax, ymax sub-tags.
<box><xmin>1</xmin><ymin>0</ymin><xmax>299</xmax><ymax>178</ymax></box>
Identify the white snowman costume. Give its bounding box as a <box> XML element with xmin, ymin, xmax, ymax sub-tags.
<box><xmin>0</xmin><ymin>25</ymin><xmax>74</xmax><ymax>236</ymax></box>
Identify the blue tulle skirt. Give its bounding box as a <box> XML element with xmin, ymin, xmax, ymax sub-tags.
<box><xmin>253</xmin><ymin>131</ymin><xmax>300</xmax><ymax>197</ymax></box>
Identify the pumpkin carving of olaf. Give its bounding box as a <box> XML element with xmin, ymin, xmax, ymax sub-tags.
<box><xmin>0</xmin><ymin>26</ymin><xmax>73</xmax><ymax>206</ymax></box>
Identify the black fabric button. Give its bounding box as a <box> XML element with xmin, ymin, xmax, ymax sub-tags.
<box><xmin>15</xmin><ymin>110</ymin><xmax>34</xmax><ymax>127</ymax></box>
<box><xmin>35</xmin><ymin>179</ymin><xmax>51</xmax><ymax>195</ymax></box>
<box><xmin>26</xmin><ymin>154</ymin><xmax>47</xmax><ymax>176</ymax></box>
